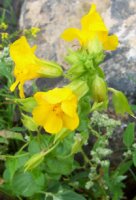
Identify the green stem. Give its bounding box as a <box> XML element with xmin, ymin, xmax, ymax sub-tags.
<box><xmin>88</xmin><ymin>125</ymin><xmax>100</xmax><ymax>138</ymax></box>
<box><xmin>129</xmin><ymin>168</ymin><xmax>136</xmax><ymax>182</ymax></box>
<box><xmin>81</xmin><ymin>149</ymin><xmax>93</xmax><ymax>166</ymax></box>
<box><xmin>43</xmin><ymin>141</ymin><xmax>60</xmax><ymax>156</ymax></box>
<box><xmin>108</xmin><ymin>87</ymin><xmax>116</xmax><ymax>93</ymax></box>
<box><xmin>1</xmin><ymin>153</ymin><xmax>29</xmax><ymax>159</ymax></box>
<box><xmin>18</xmin><ymin>142</ymin><xmax>29</xmax><ymax>153</ymax></box>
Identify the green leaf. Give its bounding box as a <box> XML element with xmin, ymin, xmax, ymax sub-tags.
<box><xmin>4</xmin><ymin>152</ymin><xmax>29</xmax><ymax>181</ymax></box>
<box><xmin>111</xmin><ymin>89</ymin><xmax>132</xmax><ymax>115</ymax></box>
<box><xmin>11</xmin><ymin>170</ymin><xmax>44</xmax><ymax>197</ymax></box>
<box><xmin>46</xmin><ymin>156</ymin><xmax>74</xmax><ymax>176</ymax></box>
<box><xmin>0</xmin><ymin>130</ymin><xmax>24</xmax><ymax>141</ymax></box>
<box><xmin>0</xmin><ymin>137</ymin><xmax>8</xmax><ymax>144</ymax></box>
<box><xmin>123</xmin><ymin>123</ymin><xmax>135</xmax><ymax>148</ymax></box>
<box><xmin>52</xmin><ymin>190</ymin><xmax>86</xmax><ymax>200</ymax></box>
<box><xmin>28</xmin><ymin>139</ymin><xmax>41</xmax><ymax>155</ymax></box>
<box><xmin>117</xmin><ymin>160</ymin><xmax>133</xmax><ymax>174</ymax></box>
<box><xmin>132</xmin><ymin>151</ymin><xmax>136</xmax><ymax>167</ymax></box>
<box><xmin>78</xmin><ymin>95</ymin><xmax>91</xmax><ymax>133</ymax></box>
<box><xmin>131</xmin><ymin>104</ymin><xmax>136</xmax><ymax>112</ymax></box>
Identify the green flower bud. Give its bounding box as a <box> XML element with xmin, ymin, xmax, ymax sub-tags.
<box><xmin>88</xmin><ymin>38</ymin><xmax>103</xmax><ymax>54</ymax></box>
<box><xmin>37</xmin><ymin>60</ymin><xmax>63</xmax><ymax>78</ymax></box>
<box><xmin>87</xmin><ymin>39</ymin><xmax>105</xmax><ymax>64</ymax></box>
<box><xmin>14</xmin><ymin>97</ymin><xmax>37</xmax><ymax>112</ymax></box>
<box><xmin>24</xmin><ymin>152</ymin><xmax>45</xmax><ymax>171</ymax></box>
<box><xmin>65</xmin><ymin>49</ymin><xmax>80</xmax><ymax>64</ymax></box>
<box><xmin>22</xmin><ymin>114</ymin><xmax>38</xmax><ymax>131</ymax></box>
<box><xmin>91</xmin><ymin>76</ymin><xmax>107</xmax><ymax>102</ymax></box>
<box><xmin>66</xmin><ymin>79</ymin><xmax>89</xmax><ymax>100</ymax></box>
<box><xmin>71</xmin><ymin>134</ymin><xmax>83</xmax><ymax>154</ymax></box>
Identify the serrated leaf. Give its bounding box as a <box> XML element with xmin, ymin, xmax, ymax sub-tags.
<box><xmin>11</xmin><ymin>170</ymin><xmax>44</xmax><ymax>197</ymax></box>
<box><xmin>123</xmin><ymin>123</ymin><xmax>135</xmax><ymax>148</ymax></box>
<box><xmin>4</xmin><ymin>153</ymin><xmax>29</xmax><ymax>181</ymax></box>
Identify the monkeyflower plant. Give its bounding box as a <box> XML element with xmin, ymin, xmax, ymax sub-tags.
<box><xmin>0</xmin><ymin>4</ymin><xmax>135</xmax><ymax>200</ymax></box>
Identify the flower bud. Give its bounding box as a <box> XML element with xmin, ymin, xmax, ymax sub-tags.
<box><xmin>24</xmin><ymin>152</ymin><xmax>45</xmax><ymax>171</ymax></box>
<box><xmin>71</xmin><ymin>134</ymin><xmax>83</xmax><ymax>154</ymax></box>
<box><xmin>87</xmin><ymin>39</ymin><xmax>105</xmax><ymax>65</ymax></box>
<box><xmin>66</xmin><ymin>79</ymin><xmax>89</xmax><ymax>100</ymax></box>
<box><xmin>14</xmin><ymin>97</ymin><xmax>37</xmax><ymax>113</ymax></box>
<box><xmin>22</xmin><ymin>114</ymin><xmax>38</xmax><ymax>131</ymax></box>
<box><xmin>88</xmin><ymin>38</ymin><xmax>103</xmax><ymax>54</ymax></box>
<box><xmin>91</xmin><ymin>76</ymin><xmax>107</xmax><ymax>102</ymax></box>
<box><xmin>37</xmin><ymin>60</ymin><xmax>63</xmax><ymax>78</ymax></box>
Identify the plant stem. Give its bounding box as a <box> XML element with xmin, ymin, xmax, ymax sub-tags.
<box><xmin>81</xmin><ymin>149</ymin><xmax>93</xmax><ymax>166</ymax></box>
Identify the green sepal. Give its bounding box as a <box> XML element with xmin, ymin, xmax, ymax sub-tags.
<box><xmin>24</xmin><ymin>152</ymin><xmax>45</xmax><ymax>171</ymax></box>
<box><xmin>21</xmin><ymin>114</ymin><xmax>38</xmax><ymax>132</ymax></box>
<box><xmin>91</xmin><ymin>75</ymin><xmax>107</xmax><ymax>102</ymax></box>
<box><xmin>87</xmin><ymin>38</ymin><xmax>105</xmax><ymax>63</ymax></box>
<box><xmin>109</xmin><ymin>88</ymin><xmax>133</xmax><ymax>115</ymax></box>
<box><xmin>66</xmin><ymin>79</ymin><xmax>89</xmax><ymax>100</ymax></box>
<box><xmin>123</xmin><ymin>123</ymin><xmax>135</xmax><ymax>148</ymax></box>
<box><xmin>37</xmin><ymin>60</ymin><xmax>63</xmax><ymax>78</ymax></box>
<box><xmin>14</xmin><ymin>97</ymin><xmax>37</xmax><ymax>113</ymax></box>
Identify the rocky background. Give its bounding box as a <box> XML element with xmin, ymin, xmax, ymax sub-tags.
<box><xmin>17</xmin><ymin>0</ymin><xmax>136</xmax><ymax>103</ymax></box>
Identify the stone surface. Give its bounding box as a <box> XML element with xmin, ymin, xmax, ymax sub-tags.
<box><xmin>19</xmin><ymin>0</ymin><xmax>136</xmax><ymax>101</ymax></box>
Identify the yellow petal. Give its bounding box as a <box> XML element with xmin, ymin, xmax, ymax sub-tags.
<box><xmin>10</xmin><ymin>36</ymin><xmax>36</xmax><ymax>65</ymax></box>
<box><xmin>34</xmin><ymin>92</ymin><xmax>47</xmax><ymax>104</ymax></box>
<box><xmin>61</xmin><ymin>97</ymin><xmax>77</xmax><ymax>117</ymax></box>
<box><xmin>32</xmin><ymin>104</ymin><xmax>51</xmax><ymax>126</ymax></box>
<box><xmin>81</xmin><ymin>4</ymin><xmax>108</xmax><ymax>32</ymax></box>
<box><xmin>103</xmin><ymin>34</ymin><xmax>118</xmax><ymax>50</ymax></box>
<box><xmin>31</xmin><ymin>45</ymin><xmax>37</xmax><ymax>53</ymax></box>
<box><xmin>44</xmin><ymin>112</ymin><xmax>63</xmax><ymax>134</ymax></box>
<box><xmin>61</xmin><ymin>28</ymin><xmax>81</xmax><ymax>42</ymax></box>
<box><xmin>18</xmin><ymin>82</ymin><xmax>25</xmax><ymax>99</ymax></box>
<box><xmin>10</xmin><ymin>80</ymin><xmax>19</xmax><ymax>92</ymax></box>
<box><xmin>62</xmin><ymin>113</ymin><xmax>79</xmax><ymax>131</ymax></box>
<box><xmin>43</xmin><ymin>88</ymin><xmax>72</xmax><ymax>104</ymax></box>
<box><xmin>88</xmin><ymin>3</ymin><xmax>96</xmax><ymax>14</ymax></box>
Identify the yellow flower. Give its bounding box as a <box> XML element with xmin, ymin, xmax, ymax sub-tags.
<box><xmin>0</xmin><ymin>22</ymin><xmax>8</xmax><ymax>30</ymax></box>
<box><xmin>32</xmin><ymin>87</ymin><xmax>79</xmax><ymax>134</ymax></box>
<box><xmin>61</xmin><ymin>4</ymin><xmax>118</xmax><ymax>50</ymax></box>
<box><xmin>31</xmin><ymin>27</ymin><xmax>40</xmax><ymax>37</ymax></box>
<box><xmin>10</xmin><ymin>36</ymin><xmax>62</xmax><ymax>98</ymax></box>
<box><xmin>1</xmin><ymin>32</ymin><xmax>9</xmax><ymax>40</ymax></box>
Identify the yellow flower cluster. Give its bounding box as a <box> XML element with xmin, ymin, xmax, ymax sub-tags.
<box><xmin>61</xmin><ymin>4</ymin><xmax>118</xmax><ymax>50</ymax></box>
<box><xmin>0</xmin><ymin>22</ymin><xmax>8</xmax><ymax>30</ymax></box>
<box><xmin>30</xmin><ymin>27</ymin><xmax>40</xmax><ymax>37</ymax></box>
<box><xmin>1</xmin><ymin>32</ymin><xmax>9</xmax><ymax>40</ymax></box>
<box><xmin>24</xmin><ymin>27</ymin><xmax>41</xmax><ymax>38</ymax></box>
<box><xmin>9</xmin><ymin>3</ymin><xmax>119</xmax><ymax>134</ymax></box>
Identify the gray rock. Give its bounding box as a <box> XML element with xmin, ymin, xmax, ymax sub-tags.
<box><xmin>19</xmin><ymin>0</ymin><xmax>136</xmax><ymax>101</ymax></box>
